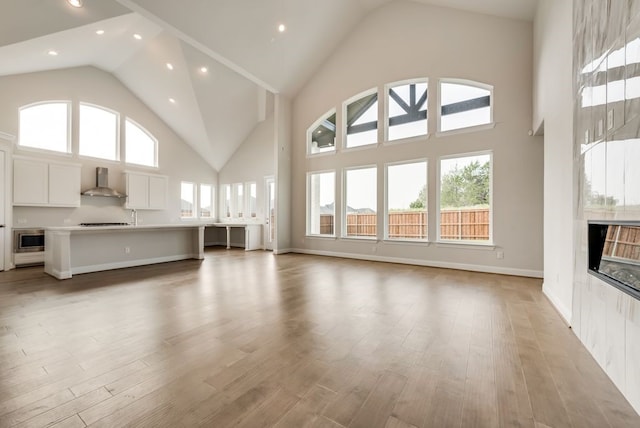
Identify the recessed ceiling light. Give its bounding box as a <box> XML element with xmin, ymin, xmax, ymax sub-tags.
<box><xmin>48</xmin><ymin>50</ymin><xmax>59</xmax><ymax>56</ymax></box>
<box><xmin>96</xmin><ymin>30</ymin><xmax>105</xmax><ymax>35</ymax></box>
<box><xmin>278</xmin><ymin>24</ymin><xmax>286</xmax><ymax>33</ymax></box>
<box><xmin>67</xmin><ymin>0</ymin><xmax>83</xmax><ymax>8</ymax></box>
<box><xmin>133</xmin><ymin>34</ymin><xmax>142</xmax><ymax>40</ymax></box>
<box><xmin>166</xmin><ymin>63</ymin><xmax>174</xmax><ymax>71</ymax></box>
<box><xmin>200</xmin><ymin>66</ymin><xmax>208</xmax><ymax>73</ymax></box>
<box><xmin>169</xmin><ymin>98</ymin><xmax>176</xmax><ymax>104</ymax></box>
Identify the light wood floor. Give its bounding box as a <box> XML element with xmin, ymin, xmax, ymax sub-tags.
<box><xmin>0</xmin><ymin>249</ymin><xmax>638</xmax><ymax>428</ymax></box>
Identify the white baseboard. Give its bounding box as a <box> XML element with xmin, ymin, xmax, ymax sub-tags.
<box><xmin>274</xmin><ymin>248</ymin><xmax>293</xmax><ymax>255</ymax></box>
<box><xmin>289</xmin><ymin>248</ymin><xmax>543</xmax><ymax>278</ymax></box>
<box><xmin>542</xmin><ymin>282</ymin><xmax>572</xmax><ymax>326</ymax></box>
<box><xmin>71</xmin><ymin>254</ymin><xmax>198</xmax><ymax>276</ymax></box>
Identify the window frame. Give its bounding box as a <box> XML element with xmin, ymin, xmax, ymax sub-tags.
<box><xmin>307</xmin><ymin>108</ymin><xmax>337</xmax><ymax>157</ymax></box>
<box><xmin>78</xmin><ymin>102</ymin><xmax>120</xmax><ymax>162</ymax></box>
<box><xmin>222</xmin><ymin>184</ymin><xmax>231</xmax><ymax>218</ymax></box>
<box><xmin>199</xmin><ymin>183</ymin><xmax>214</xmax><ymax>219</ymax></box>
<box><xmin>232</xmin><ymin>183</ymin><xmax>244</xmax><ymax>218</ymax></box>
<box><xmin>180</xmin><ymin>181</ymin><xmax>196</xmax><ymax>219</ymax></box>
<box><xmin>17</xmin><ymin>100</ymin><xmax>72</xmax><ymax>155</ymax></box>
<box><xmin>306</xmin><ymin>170</ymin><xmax>336</xmax><ymax>238</ymax></box>
<box><xmin>383</xmin><ymin>78</ymin><xmax>429</xmax><ymax>144</ymax></box>
<box><xmin>436</xmin><ymin>150</ymin><xmax>493</xmax><ymax>245</ymax></box>
<box><xmin>437</xmin><ymin>78</ymin><xmax>495</xmax><ymax>136</ymax></box>
<box><xmin>342</xmin><ymin>165</ymin><xmax>378</xmax><ymax>240</ymax></box>
<box><xmin>245</xmin><ymin>181</ymin><xmax>257</xmax><ymax>218</ymax></box>
<box><xmin>384</xmin><ymin>159</ymin><xmax>429</xmax><ymax>242</ymax></box>
<box><xmin>342</xmin><ymin>88</ymin><xmax>380</xmax><ymax>151</ymax></box>
<box><xmin>125</xmin><ymin>117</ymin><xmax>159</xmax><ymax>168</ymax></box>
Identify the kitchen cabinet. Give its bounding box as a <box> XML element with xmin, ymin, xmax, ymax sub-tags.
<box><xmin>13</xmin><ymin>157</ymin><xmax>81</xmax><ymax>207</ymax></box>
<box><xmin>124</xmin><ymin>172</ymin><xmax>167</xmax><ymax>210</ymax></box>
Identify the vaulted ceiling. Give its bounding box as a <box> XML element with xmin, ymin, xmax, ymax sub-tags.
<box><xmin>0</xmin><ymin>0</ymin><xmax>537</xmax><ymax>170</ymax></box>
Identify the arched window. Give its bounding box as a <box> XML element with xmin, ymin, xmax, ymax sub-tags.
<box><xmin>439</xmin><ymin>79</ymin><xmax>493</xmax><ymax>133</ymax></box>
<box><xmin>386</xmin><ymin>80</ymin><xmax>428</xmax><ymax>141</ymax></box>
<box><xmin>307</xmin><ymin>109</ymin><xmax>336</xmax><ymax>155</ymax></box>
<box><xmin>79</xmin><ymin>103</ymin><xmax>119</xmax><ymax>160</ymax></box>
<box><xmin>18</xmin><ymin>101</ymin><xmax>70</xmax><ymax>153</ymax></box>
<box><xmin>125</xmin><ymin>118</ymin><xmax>158</xmax><ymax>167</ymax></box>
<box><xmin>344</xmin><ymin>89</ymin><xmax>378</xmax><ymax>148</ymax></box>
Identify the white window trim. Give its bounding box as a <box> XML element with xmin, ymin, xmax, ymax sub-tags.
<box><xmin>342</xmin><ymin>88</ymin><xmax>379</xmax><ymax>151</ymax></box>
<box><xmin>307</xmin><ymin>108</ymin><xmax>337</xmax><ymax>157</ymax></box>
<box><xmin>437</xmin><ymin>78</ymin><xmax>494</xmax><ymax>134</ymax></box>
<box><xmin>384</xmin><ymin>158</ymin><xmax>429</xmax><ymax>242</ymax></box>
<box><xmin>306</xmin><ymin>169</ymin><xmax>336</xmax><ymax>237</ymax></box>
<box><xmin>180</xmin><ymin>181</ymin><xmax>197</xmax><ymax>220</ymax></box>
<box><xmin>17</xmin><ymin>100</ymin><xmax>72</xmax><ymax>155</ymax></box>
<box><xmin>383</xmin><ymin>78</ymin><xmax>429</xmax><ymax>144</ymax></box>
<box><xmin>436</xmin><ymin>150</ymin><xmax>493</xmax><ymax>244</ymax></box>
<box><xmin>78</xmin><ymin>102</ymin><xmax>120</xmax><ymax>162</ymax></box>
<box><xmin>221</xmin><ymin>184</ymin><xmax>231</xmax><ymax>218</ymax></box>
<box><xmin>199</xmin><ymin>183</ymin><xmax>215</xmax><ymax>219</ymax></box>
<box><xmin>232</xmin><ymin>182</ymin><xmax>244</xmax><ymax>218</ymax></box>
<box><xmin>342</xmin><ymin>164</ymin><xmax>378</xmax><ymax>240</ymax></box>
<box><xmin>125</xmin><ymin>117</ymin><xmax>159</xmax><ymax>168</ymax></box>
<box><xmin>245</xmin><ymin>181</ymin><xmax>257</xmax><ymax>218</ymax></box>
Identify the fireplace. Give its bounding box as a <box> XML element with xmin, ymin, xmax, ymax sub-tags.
<box><xmin>588</xmin><ymin>221</ymin><xmax>640</xmax><ymax>300</ymax></box>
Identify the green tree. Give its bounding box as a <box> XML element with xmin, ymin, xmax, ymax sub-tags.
<box><xmin>409</xmin><ymin>185</ymin><xmax>427</xmax><ymax>209</ymax></box>
<box><xmin>440</xmin><ymin>160</ymin><xmax>490</xmax><ymax>208</ymax></box>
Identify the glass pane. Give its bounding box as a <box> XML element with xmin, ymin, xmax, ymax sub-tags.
<box><xmin>346</xmin><ymin>92</ymin><xmax>378</xmax><ymax>148</ymax></box>
<box><xmin>79</xmin><ymin>104</ymin><xmax>118</xmax><ymax>160</ymax></box>
<box><xmin>345</xmin><ymin>167</ymin><xmax>377</xmax><ymax>237</ymax></box>
<box><xmin>234</xmin><ymin>183</ymin><xmax>244</xmax><ymax>217</ymax></box>
<box><xmin>308</xmin><ymin>172</ymin><xmax>335</xmax><ymax>236</ymax></box>
<box><xmin>440</xmin><ymin>82</ymin><xmax>491</xmax><ymax>132</ymax></box>
<box><xmin>309</xmin><ymin>111</ymin><xmax>336</xmax><ymax>154</ymax></box>
<box><xmin>200</xmin><ymin>184</ymin><xmax>212</xmax><ymax>218</ymax></box>
<box><xmin>439</xmin><ymin>154</ymin><xmax>491</xmax><ymax>241</ymax></box>
<box><xmin>223</xmin><ymin>185</ymin><xmax>231</xmax><ymax>217</ymax></box>
<box><xmin>388</xmin><ymin>82</ymin><xmax>427</xmax><ymax>141</ymax></box>
<box><xmin>247</xmin><ymin>182</ymin><xmax>257</xmax><ymax>217</ymax></box>
<box><xmin>387</xmin><ymin>161</ymin><xmax>427</xmax><ymax>240</ymax></box>
<box><xmin>181</xmin><ymin>182</ymin><xmax>194</xmax><ymax>218</ymax></box>
<box><xmin>19</xmin><ymin>102</ymin><xmax>69</xmax><ymax>152</ymax></box>
<box><xmin>126</xmin><ymin>119</ymin><xmax>157</xmax><ymax>167</ymax></box>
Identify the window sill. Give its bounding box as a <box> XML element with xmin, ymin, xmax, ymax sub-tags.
<box><xmin>382</xmin><ymin>133</ymin><xmax>429</xmax><ymax>146</ymax></box>
<box><xmin>435</xmin><ymin>241</ymin><xmax>495</xmax><ymax>250</ymax></box>
<box><xmin>15</xmin><ymin>145</ymin><xmax>73</xmax><ymax>158</ymax></box>
<box><xmin>306</xmin><ymin>150</ymin><xmax>336</xmax><ymax>159</ymax></box>
<box><xmin>436</xmin><ymin>122</ymin><xmax>495</xmax><ymax>137</ymax></box>
<box><xmin>383</xmin><ymin>239</ymin><xmax>430</xmax><ymax>246</ymax></box>
<box><xmin>306</xmin><ymin>234</ymin><xmax>337</xmax><ymax>240</ymax></box>
<box><xmin>340</xmin><ymin>236</ymin><xmax>378</xmax><ymax>242</ymax></box>
<box><xmin>342</xmin><ymin>142</ymin><xmax>379</xmax><ymax>153</ymax></box>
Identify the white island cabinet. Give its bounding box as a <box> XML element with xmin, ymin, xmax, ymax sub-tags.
<box><xmin>45</xmin><ymin>224</ymin><xmax>204</xmax><ymax>280</ymax></box>
<box><xmin>13</xmin><ymin>157</ymin><xmax>81</xmax><ymax>207</ymax></box>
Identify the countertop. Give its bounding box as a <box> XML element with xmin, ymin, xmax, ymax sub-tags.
<box><xmin>45</xmin><ymin>222</ymin><xmax>263</xmax><ymax>232</ymax></box>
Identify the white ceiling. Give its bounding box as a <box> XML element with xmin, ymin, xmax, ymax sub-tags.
<box><xmin>0</xmin><ymin>0</ymin><xmax>537</xmax><ymax>171</ymax></box>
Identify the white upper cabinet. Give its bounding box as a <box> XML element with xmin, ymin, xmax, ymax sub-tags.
<box><xmin>125</xmin><ymin>171</ymin><xmax>167</xmax><ymax>210</ymax></box>
<box><xmin>13</xmin><ymin>157</ymin><xmax>80</xmax><ymax>207</ymax></box>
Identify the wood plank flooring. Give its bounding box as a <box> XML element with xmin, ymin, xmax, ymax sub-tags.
<box><xmin>0</xmin><ymin>248</ymin><xmax>638</xmax><ymax>427</ymax></box>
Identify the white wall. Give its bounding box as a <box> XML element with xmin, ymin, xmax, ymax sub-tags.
<box><xmin>290</xmin><ymin>1</ymin><xmax>543</xmax><ymax>276</ymax></box>
<box><xmin>533</xmin><ymin>0</ymin><xmax>574</xmax><ymax>323</ymax></box>
<box><xmin>0</xmin><ymin>66</ymin><xmax>216</xmax><ymax>228</ymax></box>
<box><xmin>275</xmin><ymin>94</ymin><xmax>292</xmax><ymax>254</ymax></box>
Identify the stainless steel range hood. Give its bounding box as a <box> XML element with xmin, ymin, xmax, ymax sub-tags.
<box><xmin>82</xmin><ymin>167</ymin><xmax>127</xmax><ymax>198</ymax></box>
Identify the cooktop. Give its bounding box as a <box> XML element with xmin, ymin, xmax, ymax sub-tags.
<box><xmin>79</xmin><ymin>222</ymin><xmax>131</xmax><ymax>227</ymax></box>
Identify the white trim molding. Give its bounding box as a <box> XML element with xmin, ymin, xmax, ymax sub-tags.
<box><xmin>542</xmin><ymin>282</ymin><xmax>572</xmax><ymax>326</ymax></box>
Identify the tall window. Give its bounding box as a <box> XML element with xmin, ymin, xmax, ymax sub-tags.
<box><xmin>223</xmin><ymin>184</ymin><xmax>231</xmax><ymax>217</ymax></box>
<box><xmin>387</xmin><ymin>81</ymin><xmax>428</xmax><ymax>141</ymax></box>
<box><xmin>439</xmin><ymin>80</ymin><xmax>493</xmax><ymax>132</ymax></box>
<box><xmin>200</xmin><ymin>184</ymin><xmax>213</xmax><ymax>218</ymax></box>
<box><xmin>386</xmin><ymin>161</ymin><xmax>427</xmax><ymax>240</ymax></box>
<box><xmin>234</xmin><ymin>183</ymin><xmax>244</xmax><ymax>217</ymax></box>
<box><xmin>18</xmin><ymin>101</ymin><xmax>70</xmax><ymax>153</ymax></box>
<box><xmin>344</xmin><ymin>167</ymin><xmax>377</xmax><ymax>238</ymax></box>
<box><xmin>126</xmin><ymin>118</ymin><xmax>158</xmax><ymax>167</ymax></box>
<box><xmin>246</xmin><ymin>182</ymin><xmax>257</xmax><ymax>217</ymax></box>
<box><xmin>181</xmin><ymin>181</ymin><xmax>195</xmax><ymax>218</ymax></box>
<box><xmin>79</xmin><ymin>103</ymin><xmax>118</xmax><ymax>160</ymax></box>
<box><xmin>438</xmin><ymin>153</ymin><xmax>492</xmax><ymax>242</ymax></box>
<box><xmin>308</xmin><ymin>110</ymin><xmax>336</xmax><ymax>155</ymax></box>
<box><xmin>307</xmin><ymin>171</ymin><xmax>335</xmax><ymax>236</ymax></box>
<box><xmin>345</xmin><ymin>90</ymin><xmax>378</xmax><ymax>148</ymax></box>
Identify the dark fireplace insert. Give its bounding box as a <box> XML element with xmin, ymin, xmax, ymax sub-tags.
<box><xmin>588</xmin><ymin>221</ymin><xmax>640</xmax><ymax>300</ymax></box>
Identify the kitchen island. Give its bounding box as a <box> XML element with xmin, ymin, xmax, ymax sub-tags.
<box><xmin>45</xmin><ymin>224</ymin><xmax>205</xmax><ymax>280</ymax></box>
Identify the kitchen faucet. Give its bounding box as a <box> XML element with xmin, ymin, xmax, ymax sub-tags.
<box><xmin>131</xmin><ymin>209</ymin><xmax>138</xmax><ymax>226</ymax></box>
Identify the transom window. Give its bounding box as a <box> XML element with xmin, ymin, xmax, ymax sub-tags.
<box><xmin>18</xmin><ymin>101</ymin><xmax>70</xmax><ymax>153</ymax></box>
<box><xmin>439</xmin><ymin>80</ymin><xmax>492</xmax><ymax>132</ymax></box>
<box><xmin>345</xmin><ymin>90</ymin><xmax>378</xmax><ymax>148</ymax></box>
<box><xmin>79</xmin><ymin>103</ymin><xmax>118</xmax><ymax>161</ymax></box>
<box><xmin>125</xmin><ymin>118</ymin><xmax>158</xmax><ymax>167</ymax></box>
<box><xmin>308</xmin><ymin>110</ymin><xmax>336</xmax><ymax>155</ymax></box>
<box><xmin>387</xmin><ymin>81</ymin><xmax>428</xmax><ymax>141</ymax></box>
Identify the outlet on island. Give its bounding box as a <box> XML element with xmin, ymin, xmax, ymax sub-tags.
<box><xmin>125</xmin><ymin>246</ymin><xmax>130</xmax><ymax>254</ymax></box>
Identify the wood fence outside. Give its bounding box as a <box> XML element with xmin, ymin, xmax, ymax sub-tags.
<box><xmin>319</xmin><ymin>208</ymin><xmax>489</xmax><ymax>240</ymax></box>
<box><xmin>604</xmin><ymin>225</ymin><xmax>640</xmax><ymax>262</ymax></box>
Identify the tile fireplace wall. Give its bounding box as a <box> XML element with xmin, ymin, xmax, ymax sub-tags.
<box><xmin>573</xmin><ymin>0</ymin><xmax>640</xmax><ymax>413</ymax></box>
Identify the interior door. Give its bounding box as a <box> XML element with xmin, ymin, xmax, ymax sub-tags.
<box><xmin>264</xmin><ymin>177</ymin><xmax>275</xmax><ymax>251</ymax></box>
